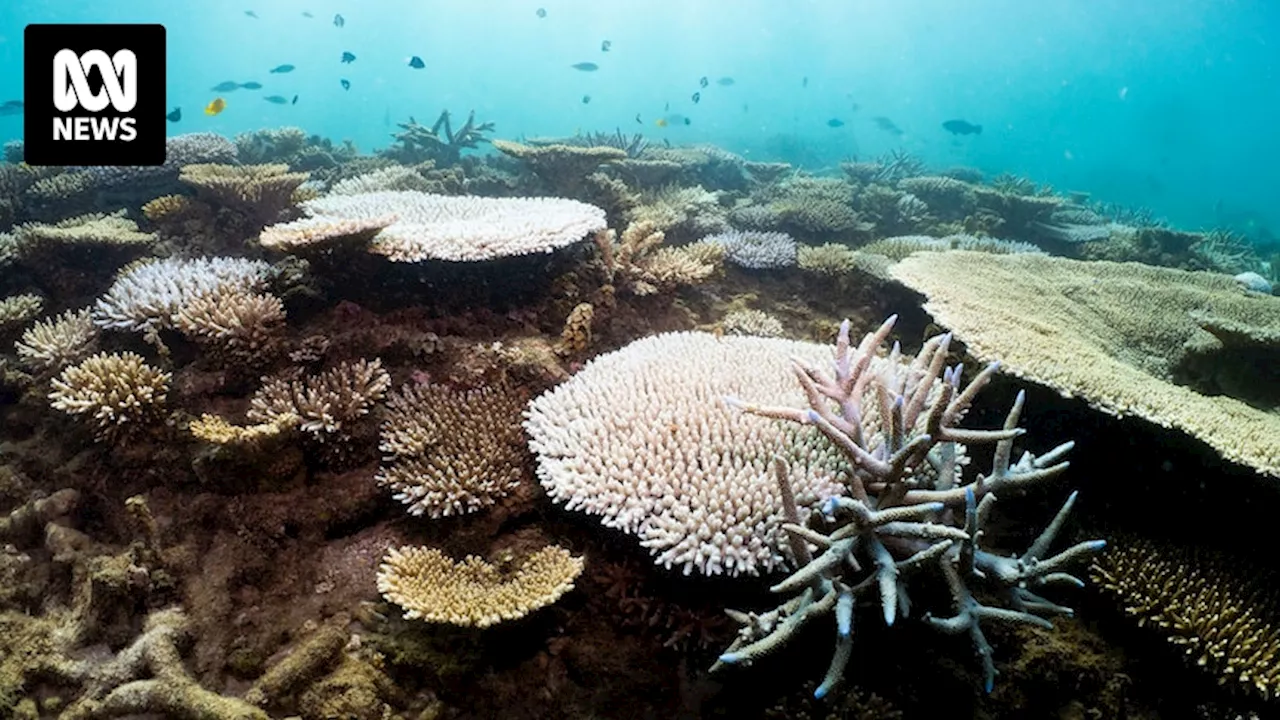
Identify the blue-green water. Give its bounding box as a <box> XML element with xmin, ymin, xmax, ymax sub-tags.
<box><xmin>1</xmin><ymin>0</ymin><xmax>1276</xmax><ymax>236</ymax></box>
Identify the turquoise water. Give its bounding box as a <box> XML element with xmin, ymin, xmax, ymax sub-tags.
<box><xmin>0</xmin><ymin>0</ymin><xmax>1275</xmax><ymax>234</ymax></box>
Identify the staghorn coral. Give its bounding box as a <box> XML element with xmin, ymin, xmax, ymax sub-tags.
<box><xmin>285</xmin><ymin>191</ymin><xmax>607</xmax><ymax>263</ymax></box>
<box><xmin>1091</xmin><ymin>537</ymin><xmax>1280</xmax><ymax>699</ymax></box>
<box><xmin>179</xmin><ymin>162</ymin><xmax>310</xmax><ymax>226</ymax></box>
<box><xmin>376</xmin><ymin>380</ymin><xmax>527</xmax><ymax>518</ymax></box>
<box><xmin>0</xmin><ymin>294</ymin><xmax>44</xmax><ymax>336</ymax></box>
<box><xmin>15</xmin><ymin>307</ymin><xmax>99</xmax><ymax>371</ymax></box>
<box><xmin>377</xmin><ymin>545</ymin><xmax>584</xmax><ymax>628</ymax></box>
<box><xmin>382</xmin><ymin>110</ymin><xmax>494</xmax><ymax>166</ymax></box>
<box><xmin>172</xmin><ymin>289</ymin><xmax>287</xmax><ymax>366</ymax></box>
<box><xmin>48</xmin><ymin>352</ymin><xmax>171</xmax><ymax>442</ymax></box>
<box><xmin>711</xmin><ymin>316</ymin><xmax>1101</xmax><ymax>697</ymax></box>
<box><xmin>556</xmin><ymin>302</ymin><xmax>594</xmax><ymax>355</ymax></box>
<box><xmin>1192</xmin><ymin>228</ymin><xmax>1264</xmax><ymax>275</ymax></box>
<box><xmin>721</xmin><ymin>309</ymin><xmax>786</xmax><ymax>338</ymax></box>
<box><xmin>890</xmin><ymin>251</ymin><xmax>1280</xmax><ymax>476</ymax></box>
<box><xmin>525</xmin><ymin>333</ymin><xmax>856</xmax><ymax>576</ymax></box>
<box><xmin>93</xmin><ymin>256</ymin><xmax>274</xmax><ymax>332</ymax></box>
<box><xmin>248</xmin><ymin>358</ymin><xmax>391</xmax><ymax>445</ymax></box>
<box><xmin>492</xmin><ymin>138</ymin><xmax>626</xmax><ymax>196</ymax></box>
<box><xmin>601</xmin><ymin>220</ymin><xmax>724</xmax><ymax>295</ymax></box>
<box><xmin>797</xmin><ymin>243</ymin><xmax>859</xmax><ymax>277</ymax></box>
<box><xmin>704</xmin><ymin>229</ymin><xmax>798</xmax><ymax>269</ymax></box>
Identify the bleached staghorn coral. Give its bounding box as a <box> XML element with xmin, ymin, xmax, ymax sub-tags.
<box><xmin>49</xmin><ymin>352</ymin><xmax>171</xmax><ymax>441</ymax></box>
<box><xmin>377</xmin><ymin>381</ymin><xmax>527</xmax><ymax>518</ymax></box>
<box><xmin>721</xmin><ymin>309</ymin><xmax>786</xmax><ymax>338</ymax></box>
<box><xmin>257</xmin><ymin>215</ymin><xmax>397</xmax><ymax>254</ymax></box>
<box><xmin>0</xmin><ymin>294</ymin><xmax>44</xmax><ymax>334</ymax></box>
<box><xmin>704</xmin><ymin>230</ymin><xmax>798</xmax><ymax>269</ymax></box>
<box><xmin>275</xmin><ymin>191</ymin><xmax>607</xmax><ymax>263</ymax></box>
<box><xmin>712</xmin><ymin>316</ymin><xmax>1103</xmax><ymax>696</ymax></box>
<box><xmin>599</xmin><ymin>221</ymin><xmax>725</xmax><ymax>295</ymax></box>
<box><xmin>178</xmin><ymin>163</ymin><xmax>310</xmax><ymax>225</ymax></box>
<box><xmin>248</xmin><ymin>358</ymin><xmax>391</xmax><ymax>442</ymax></box>
<box><xmin>377</xmin><ymin>545</ymin><xmax>584</xmax><ymax>627</ymax></box>
<box><xmin>524</xmin><ymin>333</ymin><xmax>857</xmax><ymax>576</ymax></box>
<box><xmin>92</xmin><ymin>256</ymin><xmax>273</xmax><ymax>332</ymax></box>
<box><xmin>15</xmin><ymin>308</ymin><xmax>99</xmax><ymax>371</ymax></box>
<box><xmin>172</xmin><ymin>289</ymin><xmax>286</xmax><ymax>364</ymax></box>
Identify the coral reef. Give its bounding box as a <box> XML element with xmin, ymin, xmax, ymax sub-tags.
<box><xmin>721</xmin><ymin>309</ymin><xmax>786</xmax><ymax>337</ymax></box>
<box><xmin>172</xmin><ymin>289</ymin><xmax>287</xmax><ymax>367</ymax></box>
<box><xmin>382</xmin><ymin>110</ymin><xmax>495</xmax><ymax>167</ymax></box>
<box><xmin>797</xmin><ymin>243</ymin><xmax>859</xmax><ymax>277</ymax></box>
<box><xmin>178</xmin><ymin>162</ymin><xmax>310</xmax><ymax>227</ymax></box>
<box><xmin>492</xmin><ymin>139</ymin><xmax>627</xmax><ymax>196</ymax></box>
<box><xmin>0</xmin><ymin>294</ymin><xmax>44</xmax><ymax>336</ymax></box>
<box><xmin>93</xmin><ymin>256</ymin><xmax>274</xmax><ymax>333</ymax></box>
<box><xmin>704</xmin><ymin>230</ymin><xmax>798</xmax><ymax>269</ymax></box>
<box><xmin>598</xmin><ymin>220</ymin><xmax>725</xmax><ymax>296</ymax></box>
<box><xmin>248</xmin><ymin>358</ymin><xmax>391</xmax><ymax>446</ymax></box>
<box><xmin>14</xmin><ymin>307</ymin><xmax>99</xmax><ymax>371</ymax></box>
<box><xmin>48</xmin><ymin>351</ymin><xmax>171</xmax><ymax>441</ymax></box>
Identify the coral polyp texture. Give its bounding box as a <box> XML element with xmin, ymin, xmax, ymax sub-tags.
<box><xmin>248</xmin><ymin>358</ymin><xmax>391</xmax><ymax>442</ymax></box>
<box><xmin>377</xmin><ymin>381</ymin><xmax>528</xmax><ymax>518</ymax></box>
<box><xmin>376</xmin><ymin>545</ymin><xmax>584</xmax><ymax>627</ymax></box>
<box><xmin>710</xmin><ymin>316</ymin><xmax>1103</xmax><ymax>696</ymax></box>
<box><xmin>271</xmin><ymin>190</ymin><xmax>608</xmax><ymax>262</ymax></box>
<box><xmin>92</xmin><ymin>256</ymin><xmax>274</xmax><ymax>332</ymax></box>
<box><xmin>48</xmin><ymin>351</ymin><xmax>172</xmax><ymax>441</ymax></box>
<box><xmin>890</xmin><ymin>251</ymin><xmax>1280</xmax><ymax>476</ymax></box>
<box><xmin>524</xmin><ymin>332</ymin><xmax>857</xmax><ymax>576</ymax></box>
<box><xmin>15</xmin><ymin>307</ymin><xmax>99</xmax><ymax>371</ymax></box>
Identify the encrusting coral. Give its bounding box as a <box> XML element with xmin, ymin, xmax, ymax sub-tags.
<box><xmin>376</xmin><ymin>545</ymin><xmax>584</xmax><ymax>628</ymax></box>
<box><xmin>1091</xmin><ymin>537</ymin><xmax>1280</xmax><ymax>699</ymax></box>
<box><xmin>15</xmin><ymin>307</ymin><xmax>99</xmax><ymax>371</ymax></box>
<box><xmin>376</xmin><ymin>380</ymin><xmax>527</xmax><ymax>518</ymax></box>
<box><xmin>711</xmin><ymin>316</ymin><xmax>1103</xmax><ymax>697</ymax></box>
<box><xmin>48</xmin><ymin>352</ymin><xmax>172</xmax><ymax>442</ymax></box>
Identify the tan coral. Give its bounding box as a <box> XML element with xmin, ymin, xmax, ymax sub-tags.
<box><xmin>492</xmin><ymin>139</ymin><xmax>626</xmax><ymax>195</ymax></box>
<box><xmin>49</xmin><ymin>352</ymin><xmax>171</xmax><ymax>441</ymax></box>
<box><xmin>797</xmin><ymin>243</ymin><xmax>858</xmax><ymax>276</ymax></box>
<box><xmin>0</xmin><ymin>294</ymin><xmax>44</xmax><ymax>335</ymax></box>
<box><xmin>15</xmin><ymin>308</ymin><xmax>98</xmax><ymax>371</ymax></box>
<box><xmin>141</xmin><ymin>194</ymin><xmax>198</xmax><ymax>223</ymax></box>
<box><xmin>11</xmin><ymin>211</ymin><xmax>154</xmax><ymax>262</ymax></box>
<box><xmin>179</xmin><ymin>163</ymin><xmax>310</xmax><ymax>224</ymax></box>
<box><xmin>258</xmin><ymin>214</ymin><xmax>397</xmax><ymax>254</ymax></box>
<box><xmin>890</xmin><ymin>251</ymin><xmax>1280</xmax><ymax>476</ymax></box>
<box><xmin>173</xmin><ymin>289</ymin><xmax>286</xmax><ymax>365</ymax></box>
<box><xmin>376</xmin><ymin>381</ymin><xmax>527</xmax><ymax>518</ymax></box>
<box><xmin>721</xmin><ymin>309</ymin><xmax>786</xmax><ymax>338</ymax></box>
<box><xmin>376</xmin><ymin>545</ymin><xmax>584</xmax><ymax>627</ymax></box>
<box><xmin>189</xmin><ymin>413</ymin><xmax>298</xmax><ymax>448</ymax></box>
<box><xmin>606</xmin><ymin>221</ymin><xmax>723</xmax><ymax>296</ymax></box>
<box><xmin>248</xmin><ymin>358</ymin><xmax>391</xmax><ymax>440</ymax></box>
<box><xmin>555</xmin><ymin>302</ymin><xmax>594</xmax><ymax>356</ymax></box>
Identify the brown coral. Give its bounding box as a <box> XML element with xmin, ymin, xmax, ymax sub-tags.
<box><xmin>179</xmin><ymin>162</ymin><xmax>310</xmax><ymax>225</ymax></box>
<box><xmin>248</xmin><ymin>358</ymin><xmax>391</xmax><ymax>442</ymax></box>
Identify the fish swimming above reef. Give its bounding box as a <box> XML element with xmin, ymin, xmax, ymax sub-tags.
<box><xmin>264</xmin><ymin>95</ymin><xmax>289</xmax><ymax>104</ymax></box>
<box><xmin>407</xmin><ymin>56</ymin><xmax>425</xmax><ymax>69</ymax></box>
<box><xmin>302</xmin><ymin>11</ymin><xmax>313</xmax><ymax>18</ymax></box>
<box><xmin>873</xmin><ymin>116</ymin><xmax>903</xmax><ymax>135</ymax></box>
<box><xmin>0</xmin><ymin>100</ymin><xmax>24</xmax><ymax>116</ymax></box>
<box><xmin>239</xmin><ymin>81</ymin><xmax>262</xmax><ymax>90</ymax></box>
<box><xmin>699</xmin><ymin>76</ymin><xmax>708</xmax><ymax>88</ymax></box>
<box><xmin>826</xmin><ymin>118</ymin><xmax>845</xmax><ymax>127</ymax></box>
<box><xmin>655</xmin><ymin>114</ymin><xmax>691</xmax><ymax>127</ymax></box>
<box><xmin>582</xmin><ymin>95</ymin><xmax>591</xmax><ymax>104</ymax></box>
<box><xmin>333</xmin><ymin>13</ymin><xmax>344</xmax><ymax>27</ymax></box>
<box><xmin>692</xmin><ymin>92</ymin><xmax>700</xmax><ymax>104</ymax></box>
<box><xmin>601</xmin><ymin>40</ymin><xmax>611</xmax><ymax>52</ymax></box>
<box><xmin>571</xmin><ymin>62</ymin><xmax>598</xmax><ymax>72</ymax></box>
<box><xmin>717</xmin><ymin>77</ymin><xmax>735</xmax><ymax>86</ymax></box>
<box><xmin>166</xmin><ymin>107</ymin><xmax>181</xmax><ymax>122</ymax></box>
<box><xmin>942</xmin><ymin>119</ymin><xmax>982</xmax><ymax>135</ymax></box>
<box><xmin>269</xmin><ymin>64</ymin><xmax>295</xmax><ymax>74</ymax></box>
<box><xmin>340</xmin><ymin>78</ymin><xmax>350</xmax><ymax>90</ymax></box>
<box><xmin>536</xmin><ymin>7</ymin><xmax>547</xmax><ymax>18</ymax></box>
<box><xmin>211</xmin><ymin>80</ymin><xmax>241</xmax><ymax>92</ymax></box>
<box><xmin>204</xmin><ymin>97</ymin><xmax>226</xmax><ymax>115</ymax></box>
<box><xmin>341</xmin><ymin>51</ymin><xmax>356</xmax><ymax>63</ymax></box>
<box><xmin>292</xmin><ymin>94</ymin><xmax>299</xmax><ymax>105</ymax></box>
<box><xmin>244</xmin><ymin>10</ymin><xmax>258</xmax><ymax>18</ymax></box>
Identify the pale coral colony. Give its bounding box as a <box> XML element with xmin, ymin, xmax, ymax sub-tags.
<box><xmin>0</xmin><ymin>119</ymin><xmax>1278</xmax><ymax>720</ymax></box>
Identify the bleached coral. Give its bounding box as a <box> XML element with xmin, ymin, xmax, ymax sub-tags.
<box><xmin>721</xmin><ymin>309</ymin><xmax>786</xmax><ymax>338</ymax></box>
<box><xmin>248</xmin><ymin>358</ymin><xmax>391</xmax><ymax>441</ymax></box>
<box><xmin>49</xmin><ymin>352</ymin><xmax>171</xmax><ymax>441</ymax></box>
<box><xmin>377</xmin><ymin>545</ymin><xmax>584</xmax><ymax>627</ymax></box>
<box><xmin>602</xmin><ymin>221</ymin><xmax>724</xmax><ymax>295</ymax></box>
<box><xmin>15</xmin><ymin>308</ymin><xmax>99</xmax><ymax>371</ymax></box>
<box><xmin>377</xmin><ymin>381</ymin><xmax>527</xmax><ymax>518</ymax></box>
<box><xmin>92</xmin><ymin>256</ymin><xmax>274</xmax><ymax>332</ymax></box>
<box><xmin>704</xmin><ymin>230</ymin><xmax>798</xmax><ymax>269</ymax></box>
<box><xmin>329</xmin><ymin>166</ymin><xmax>434</xmax><ymax>196</ymax></box>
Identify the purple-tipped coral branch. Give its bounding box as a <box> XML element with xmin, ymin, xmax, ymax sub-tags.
<box><xmin>714</xmin><ymin>316</ymin><xmax>1104</xmax><ymax>697</ymax></box>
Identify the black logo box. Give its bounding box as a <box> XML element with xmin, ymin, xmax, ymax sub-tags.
<box><xmin>24</xmin><ymin>23</ymin><xmax>166</xmax><ymax>167</ymax></box>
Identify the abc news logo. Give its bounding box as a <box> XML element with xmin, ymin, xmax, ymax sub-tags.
<box><xmin>24</xmin><ymin>24</ymin><xmax>166</xmax><ymax>166</ymax></box>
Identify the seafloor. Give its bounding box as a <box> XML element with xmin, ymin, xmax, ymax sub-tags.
<box><xmin>1</xmin><ymin>117</ymin><xmax>1279</xmax><ymax>720</ymax></box>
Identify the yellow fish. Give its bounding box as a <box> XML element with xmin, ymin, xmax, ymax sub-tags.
<box><xmin>654</xmin><ymin>117</ymin><xmax>668</xmax><ymax>128</ymax></box>
<box><xmin>204</xmin><ymin>97</ymin><xmax>227</xmax><ymax>116</ymax></box>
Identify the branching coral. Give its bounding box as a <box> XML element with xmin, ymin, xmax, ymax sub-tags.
<box><xmin>172</xmin><ymin>289</ymin><xmax>287</xmax><ymax>365</ymax></box>
<box><xmin>189</xmin><ymin>412</ymin><xmax>298</xmax><ymax>449</ymax></box>
<box><xmin>712</xmin><ymin>316</ymin><xmax>1103</xmax><ymax>696</ymax></box>
<box><xmin>382</xmin><ymin>110</ymin><xmax>494</xmax><ymax>166</ymax></box>
<box><xmin>599</xmin><ymin>220</ymin><xmax>724</xmax><ymax>295</ymax></box>
<box><xmin>11</xmin><ymin>211</ymin><xmax>155</xmax><ymax>265</ymax></box>
<box><xmin>0</xmin><ymin>294</ymin><xmax>44</xmax><ymax>336</ymax></box>
<box><xmin>704</xmin><ymin>230</ymin><xmax>798</xmax><ymax>269</ymax></box>
<box><xmin>248</xmin><ymin>359</ymin><xmax>391</xmax><ymax>446</ymax></box>
<box><xmin>377</xmin><ymin>545</ymin><xmax>584</xmax><ymax>627</ymax></box>
<box><xmin>556</xmin><ymin>302</ymin><xmax>594</xmax><ymax>355</ymax></box>
<box><xmin>93</xmin><ymin>256</ymin><xmax>274</xmax><ymax>333</ymax></box>
<box><xmin>376</xmin><ymin>380</ymin><xmax>527</xmax><ymax>518</ymax></box>
<box><xmin>493</xmin><ymin>138</ymin><xmax>627</xmax><ymax>197</ymax></box>
<box><xmin>797</xmin><ymin>243</ymin><xmax>859</xmax><ymax>277</ymax></box>
<box><xmin>179</xmin><ymin>162</ymin><xmax>310</xmax><ymax>226</ymax></box>
<box><xmin>329</xmin><ymin>165</ymin><xmax>434</xmax><ymax>196</ymax></box>
<box><xmin>15</xmin><ymin>307</ymin><xmax>99</xmax><ymax>371</ymax></box>
<box><xmin>721</xmin><ymin>309</ymin><xmax>786</xmax><ymax>338</ymax></box>
<box><xmin>49</xmin><ymin>352</ymin><xmax>171</xmax><ymax>441</ymax></box>
<box><xmin>626</xmin><ymin>184</ymin><xmax>730</xmax><ymax>240</ymax></box>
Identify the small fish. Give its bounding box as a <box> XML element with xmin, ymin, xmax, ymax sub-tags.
<box><xmin>873</xmin><ymin>116</ymin><xmax>903</xmax><ymax>135</ymax></box>
<box><xmin>204</xmin><ymin>97</ymin><xmax>226</xmax><ymax>115</ymax></box>
<box><xmin>942</xmin><ymin>119</ymin><xmax>982</xmax><ymax>135</ymax></box>
<box><xmin>211</xmin><ymin>80</ymin><xmax>241</xmax><ymax>92</ymax></box>
<box><xmin>407</xmin><ymin>56</ymin><xmax>425</xmax><ymax>69</ymax></box>
<box><xmin>716</xmin><ymin>77</ymin><xmax>735</xmax><ymax>86</ymax></box>
<box><xmin>601</xmin><ymin>40</ymin><xmax>611</xmax><ymax>52</ymax></box>
<box><xmin>302</xmin><ymin>11</ymin><xmax>314</xmax><ymax>18</ymax></box>
<box><xmin>0</xmin><ymin>100</ymin><xmax>24</xmax><ymax>116</ymax></box>
<box><xmin>269</xmin><ymin>64</ymin><xmax>295</xmax><ymax>73</ymax></box>
<box><xmin>691</xmin><ymin>91</ymin><xmax>700</xmax><ymax>104</ymax></box>
<box><xmin>333</xmin><ymin>13</ymin><xmax>345</xmax><ymax>27</ymax></box>
<box><xmin>264</xmin><ymin>95</ymin><xmax>289</xmax><ymax>104</ymax></box>
<box><xmin>239</xmin><ymin>81</ymin><xmax>262</xmax><ymax>90</ymax></box>
<box><xmin>536</xmin><ymin>7</ymin><xmax>546</xmax><ymax>17</ymax></box>
<box><xmin>244</xmin><ymin>10</ymin><xmax>258</xmax><ymax>18</ymax></box>
<box><xmin>664</xmin><ymin>101</ymin><xmax>669</xmax><ymax>112</ymax></box>
<box><xmin>570</xmin><ymin>62</ymin><xmax>598</xmax><ymax>72</ymax></box>
<box><xmin>802</xmin><ymin>76</ymin><xmax>809</xmax><ymax>88</ymax></box>
<box><xmin>635</xmin><ymin>113</ymin><xmax>642</xmax><ymax>124</ymax></box>
<box><xmin>826</xmin><ymin>118</ymin><xmax>845</xmax><ymax>128</ymax></box>
<box><xmin>657</xmin><ymin>114</ymin><xmax>690</xmax><ymax>127</ymax></box>
<box><xmin>165</xmin><ymin>106</ymin><xmax>181</xmax><ymax>122</ymax></box>
<box><xmin>582</xmin><ymin>94</ymin><xmax>591</xmax><ymax>104</ymax></box>
<box><xmin>655</xmin><ymin>118</ymin><xmax>668</xmax><ymax>128</ymax></box>
<box><xmin>291</xmin><ymin>94</ymin><xmax>299</xmax><ymax>105</ymax></box>
<box><xmin>341</xmin><ymin>51</ymin><xmax>356</xmax><ymax>63</ymax></box>
<box><xmin>340</xmin><ymin>78</ymin><xmax>350</xmax><ymax>90</ymax></box>
<box><xmin>699</xmin><ymin>76</ymin><xmax>708</xmax><ymax>88</ymax></box>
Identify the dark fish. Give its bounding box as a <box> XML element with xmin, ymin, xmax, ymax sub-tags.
<box><xmin>826</xmin><ymin>118</ymin><xmax>845</xmax><ymax>128</ymax></box>
<box><xmin>716</xmin><ymin>77</ymin><xmax>734</xmax><ymax>86</ymax></box>
<box><xmin>571</xmin><ymin>62</ymin><xmax>598</xmax><ymax>71</ymax></box>
<box><xmin>166</xmin><ymin>107</ymin><xmax>181</xmax><ymax>122</ymax></box>
<box><xmin>264</xmin><ymin>95</ymin><xmax>289</xmax><ymax>104</ymax></box>
<box><xmin>0</xmin><ymin>100</ymin><xmax>24</xmax><ymax>116</ymax></box>
<box><xmin>601</xmin><ymin>40</ymin><xmax>611</xmax><ymax>52</ymax></box>
<box><xmin>582</xmin><ymin>94</ymin><xmax>591</xmax><ymax>104</ymax></box>
<box><xmin>536</xmin><ymin>7</ymin><xmax>546</xmax><ymax>17</ymax></box>
<box><xmin>407</xmin><ymin>56</ymin><xmax>425</xmax><ymax>69</ymax></box>
<box><xmin>664</xmin><ymin>101</ymin><xmax>669</xmax><ymax>111</ymax></box>
<box><xmin>245</xmin><ymin>10</ymin><xmax>258</xmax><ymax>18</ymax></box>
<box><xmin>341</xmin><ymin>51</ymin><xmax>356</xmax><ymax>63</ymax></box>
<box><xmin>802</xmin><ymin>76</ymin><xmax>809</xmax><ymax>88</ymax></box>
<box><xmin>699</xmin><ymin>76</ymin><xmax>708</xmax><ymax>88</ymax></box>
<box><xmin>302</xmin><ymin>11</ymin><xmax>314</xmax><ymax>18</ymax></box>
<box><xmin>292</xmin><ymin>94</ymin><xmax>299</xmax><ymax>105</ymax></box>
<box><xmin>873</xmin><ymin>116</ymin><xmax>903</xmax><ymax>135</ymax></box>
<box><xmin>333</xmin><ymin>13</ymin><xmax>344</xmax><ymax>27</ymax></box>
<box><xmin>691</xmin><ymin>91</ymin><xmax>700</xmax><ymax>103</ymax></box>
<box><xmin>269</xmin><ymin>64</ymin><xmax>295</xmax><ymax>73</ymax></box>
<box><xmin>340</xmin><ymin>78</ymin><xmax>350</xmax><ymax>90</ymax></box>
<box><xmin>239</xmin><ymin>81</ymin><xmax>262</xmax><ymax>90</ymax></box>
<box><xmin>211</xmin><ymin>80</ymin><xmax>241</xmax><ymax>92</ymax></box>
<box><xmin>942</xmin><ymin>119</ymin><xmax>982</xmax><ymax>135</ymax></box>
<box><xmin>635</xmin><ymin>113</ymin><xmax>642</xmax><ymax>124</ymax></box>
